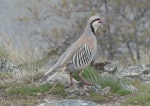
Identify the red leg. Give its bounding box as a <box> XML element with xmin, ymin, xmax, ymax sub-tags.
<box><xmin>70</xmin><ymin>72</ymin><xmax>73</xmax><ymax>85</ymax></box>
<box><xmin>78</xmin><ymin>70</ymin><xmax>93</xmax><ymax>86</ymax></box>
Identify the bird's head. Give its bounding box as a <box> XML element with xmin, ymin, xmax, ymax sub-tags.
<box><xmin>88</xmin><ymin>15</ymin><xmax>103</xmax><ymax>34</ymax></box>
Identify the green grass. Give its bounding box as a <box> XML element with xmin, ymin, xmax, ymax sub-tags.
<box><xmin>74</xmin><ymin>66</ymin><xmax>131</xmax><ymax>95</ymax></box>
<box><xmin>88</xmin><ymin>91</ymin><xmax>105</xmax><ymax>102</ymax></box>
<box><xmin>8</xmin><ymin>84</ymin><xmax>52</xmax><ymax>96</ymax></box>
<box><xmin>115</xmin><ymin>89</ymin><xmax>131</xmax><ymax>96</ymax></box>
<box><xmin>49</xmin><ymin>84</ymin><xmax>67</xmax><ymax>96</ymax></box>
<box><xmin>8</xmin><ymin>83</ymin><xmax>66</xmax><ymax>97</ymax></box>
<box><xmin>0</xmin><ymin>84</ymin><xmax>7</xmax><ymax>89</ymax></box>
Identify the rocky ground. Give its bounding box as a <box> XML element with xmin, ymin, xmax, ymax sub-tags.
<box><xmin>0</xmin><ymin>58</ymin><xmax>150</xmax><ymax>106</ymax></box>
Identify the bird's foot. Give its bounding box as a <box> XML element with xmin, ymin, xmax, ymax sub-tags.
<box><xmin>79</xmin><ymin>76</ymin><xmax>94</xmax><ymax>86</ymax></box>
<box><xmin>77</xmin><ymin>81</ymin><xmax>94</xmax><ymax>88</ymax></box>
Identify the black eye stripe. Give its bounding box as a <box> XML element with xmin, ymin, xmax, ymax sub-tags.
<box><xmin>90</xmin><ymin>18</ymin><xmax>100</xmax><ymax>24</ymax></box>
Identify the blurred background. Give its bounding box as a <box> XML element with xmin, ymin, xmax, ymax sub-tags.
<box><xmin>0</xmin><ymin>0</ymin><xmax>149</xmax><ymax>67</ymax></box>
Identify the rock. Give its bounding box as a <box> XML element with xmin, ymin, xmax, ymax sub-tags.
<box><xmin>91</xmin><ymin>61</ymin><xmax>108</xmax><ymax>71</ymax></box>
<box><xmin>65</xmin><ymin>84</ymin><xmax>102</xmax><ymax>97</ymax></box>
<box><xmin>0</xmin><ymin>59</ymin><xmax>27</xmax><ymax>82</ymax></box>
<box><xmin>65</xmin><ymin>84</ymin><xmax>90</xmax><ymax>97</ymax></box>
<box><xmin>39</xmin><ymin>99</ymin><xmax>101</xmax><ymax>106</ymax></box>
<box><xmin>121</xmin><ymin>82</ymin><xmax>138</xmax><ymax>93</ymax></box>
<box><xmin>101</xmin><ymin>86</ymin><xmax>111</xmax><ymax>95</ymax></box>
<box><xmin>121</xmin><ymin>65</ymin><xmax>149</xmax><ymax>76</ymax></box>
<box><xmin>42</xmin><ymin>70</ymin><xmax>77</xmax><ymax>85</ymax></box>
<box><xmin>91</xmin><ymin>60</ymin><xmax>118</xmax><ymax>74</ymax></box>
<box><xmin>115</xmin><ymin>65</ymin><xmax>150</xmax><ymax>83</ymax></box>
<box><xmin>39</xmin><ymin>98</ymin><xmax>126</xmax><ymax>106</ymax></box>
<box><xmin>91</xmin><ymin>84</ymin><xmax>102</xmax><ymax>93</ymax></box>
<box><xmin>0</xmin><ymin>59</ymin><xmax>15</xmax><ymax>73</ymax></box>
<box><xmin>145</xmin><ymin>64</ymin><xmax>150</xmax><ymax>69</ymax></box>
<box><xmin>65</xmin><ymin>83</ymin><xmax>111</xmax><ymax>97</ymax></box>
<box><xmin>104</xmin><ymin>60</ymin><xmax>118</xmax><ymax>74</ymax></box>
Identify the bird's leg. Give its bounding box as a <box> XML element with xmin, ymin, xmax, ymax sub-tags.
<box><xmin>70</xmin><ymin>72</ymin><xmax>73</xmax><ymax>86</ymax></box>
<box><xmin>78</xmin><ymin>70</ymin><xmax>94</xmax><ymax>86</ymax></box>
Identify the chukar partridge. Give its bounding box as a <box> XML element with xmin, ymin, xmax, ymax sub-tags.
<box><xmin>45</xmin><ymin>15</ymin><xmax>103</xmax><ymax>85</ymax></box>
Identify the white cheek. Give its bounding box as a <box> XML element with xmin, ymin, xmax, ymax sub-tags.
<box><xmin>92</xmin><ymin>21</ymin><xmax>100</xmax><ymax>31</ymax></box>
<box><xmin>93</xmin><ymin>21</ymin><xmax>100</xmax><ymax>27</ymax></box>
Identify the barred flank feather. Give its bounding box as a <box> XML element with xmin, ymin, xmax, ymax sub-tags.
<box><xmin>72</xmin><ymin>44</ymin><xmax>92</xmax><ymax>69</ymax></box>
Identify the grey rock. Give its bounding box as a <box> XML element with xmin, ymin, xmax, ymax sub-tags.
<box><xmin>0</xmin><ymin>59</ymin><xmax>15</xmax><ymax>73</ymax></box>
<box><xmin>41</xmin><ymin>70</ymin><xmax>78</xmax><ymax>85</ymax></box>
<box><xmin>121</xmin><ymin>65</ymin><xmax>149</xmax><ymax>76</ymax></box>
<box><xmin>65</xmin><ymin>84</ymin><xmax>102</xmax><ymax>97</ymax></box>
<box><xmin>145</xmin><ymin>64</ymin><xmax>150</xmax><ymax>69</ymax></box>
<box><xmin>92</xmin><ymin>84</ymin><xmax>102</xmax><ymax>93</ymax></box>
<box><xmin>0</xmin><ymin>59</ymin><xmax>27</xmax><ymax>82</ymax></box>
<box><xmin>65</xmin><ymin>83</ymin><xmax>111</xmax><ymax>97</ymax></box>
<box><xmin>0</xmin><ymin>59</ymin><xmax>25</xmax><ymax>74</ymax></box>
<box><xmin>115</xmin><ymin>65</ymin><xmax>150</xmax><ymax>83</ymax></box>
<box><xmin>39</xmin><ymin>99</ymin><xmax>101</xmax><ymax>106</ymax></box>
<box><xmin>121</xmin><ymin>82</ymin><xmax>138</xmax><ymax>93</ymax></box>
<box><xmin>101</xmin><ymin>86</ymin><xmax>111</xmax><ymax>95</ymax></box>
<box><xmin>104</xmin><ymin>61</ymin><xmax>118</xmax><ymax>74</ymax></box>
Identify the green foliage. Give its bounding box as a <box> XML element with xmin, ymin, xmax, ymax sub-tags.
<box><xmin>0</xmin><ymin>84</ymin><xmax>7</xmax><ymax>89</ymax></box>
<box><xmin>115</xmin><ymin>89</ymin><xmax>131</xmax><ymax>96</ymax></box>
<box><xmin>98</xmin><ymin>76</ymin><xmax>121</xmax><ymax>93</ymax></box>
<box><xmin>49</xmin><ymin>84</ymin><xmax>67</xmax><ymax>96</ymax></box>
<box><xmin>8</xmin><ymin>83</ymin><xmax>66</xmax><ymax>97</ymax></box>
<box><xmin>89</xmin><ymin>91</ymin><xmax>105</xmax><ymax>102</ymax></box>
<box><xmin>78</xmin><ymin>66</ymin><xmax>130</xmax><ymax>95</ymax></box>
<box><xmin>8</xmin><ymin>84</ymin><xmax>52</xmax><ymax>96</ymax></box>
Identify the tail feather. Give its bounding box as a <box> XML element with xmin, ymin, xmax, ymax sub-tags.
<box><xmin>38</xmin><ymin>65</ymin><xmax>66</xmax><ymax>84</ymax></box>
<box><xmin>45</xmin><ymin>64</ymin><xmax>58</xmax><ymax>76</ymax></box>
<box><xmin>38</xmin><ymin>64</ymin><xmax>58</xmax><ymax>84</ymax></box>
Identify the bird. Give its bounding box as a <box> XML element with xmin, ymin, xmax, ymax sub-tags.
<box><xmin>44</xmin><ymin>15</ymin><xmax>103</xmax><ymax>86</ymax></box>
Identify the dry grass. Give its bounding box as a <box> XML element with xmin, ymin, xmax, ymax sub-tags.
<box><xmin>0</xmin><ymin>28</ymin><xmax>150</xmax><ymax>106</ymax></box>
<box><xmin>0</xmin><ymin>33</ymin><xmax>40</xmax><ymax>66</ymax></box>
<box><xmin>125</xmin><ymin>80</ymin><xmax>150</xmax><ymax>106</ymax></box>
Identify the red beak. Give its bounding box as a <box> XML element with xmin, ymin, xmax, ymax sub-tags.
<box><xmin>98</xmin><ymin>18</ymin><xmax>103</xmax><ymax>23</ymax></box>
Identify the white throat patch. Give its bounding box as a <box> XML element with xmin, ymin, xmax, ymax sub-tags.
<box><xmin>92</xmin><ymin>21</ymin><xmax>100</xmax><ymax>33</ymax></box>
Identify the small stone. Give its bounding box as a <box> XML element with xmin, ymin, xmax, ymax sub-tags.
<box><xmin>104</xmin><ymin>61</ymin><xmax>118</xmax><ymax>74</ymax></box>
<box><xmin>91</xmin><ymin>84</ymin><xmax>102</xmax><ymax>93</ymax></box>
<box><xmin>36</xmin><ymin>93</ymin><xmax>42</xmax><ymax>96</ymax></box>
<box><xmin>121</xmin><ymin>83</ymin><xmax>138</xmax><ymax>93</ymax></box>
<box><xmin>134</xmin><ymin>101</ymin><xmax>138</xmax><ymax>104</ymax></box>
<box><xmin>101</xmin><ymin>86</ymin><xmax>111</xmax><ymax>95</ymax></box>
